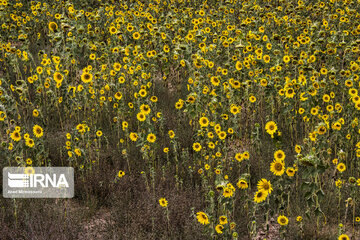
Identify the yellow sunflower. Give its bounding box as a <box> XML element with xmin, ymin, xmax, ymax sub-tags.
<box><xmin>140</xmin><ymin>104</ymin><xmax>151</xmax><ymax>115</ymax></box>
<box><xmin>48</xmin><ymin>21</ymin><xmax>58</xmax><ymax>31</ymax></box>
<box><xmin>237</xmin><ymin>179</ymin><xmax>248</xmax><ymax>189</ymax></box>
<box><xmin>257</xmin><ymin>178</ymin><xmax>273</xmax><ymax>194</ymax></box>
<box><xmin>222</xmin><ymin>187</ymin><xmax>234</xmax><ymax>198</ymax></box>
<box><xmin>254</xmin><ymin>189</ymin><xmax>268</xmax><ymax>203</ymax></box>
<box><xmin>199</xmin><ymin>117</ymin><xmax>209</xmax><ymax>127</ymax></box>
<box><xmin>24</xmin><ymin>167</ymin><xmax>35</xmax><ymax>175</ymax></box>
<box><xmin>117</xmin><ymin>170</ymin><xmax>125</xmax><ymax>178</ymax></box>
<box><xmin>219</xmin><ymin>216</ymin><xmax>228</xmax><ymax>225</ymax></box>
<box><xmin>286</xmin><ymin>167</ymin><xmax>296</xmax><ymax>177</ymax></box>
<box><xmin>270</xmin><ymin>159</ymin><xmax>285</xmax><ymax>176</ymax></box>
<box><xmin>159</xmin><ymin>198</ymin><xmax>168</xmax><ymax>208</ymax></box>
<box><xmin>33</xmin><ymin>125</ymin><xmax>44</xmax><ymax>138</ymax></box>
<box><xmin>338</xmin><ymin>234</ymin><xmax>350</xmax><ymax>240</ymax></box>
<box><xmin>277</xmin><ymin>215</ymin><xmax>289</xmax><ymax>226</ymax></box>
<box><xmin>265</xmin><ymin>121</ymin><xmax>277</xmax><ymax>137</ymax></box>
<box><xmin>25</xmin><ymin>138</ymin><xmax>35</xmax><ymax>148</ymax></box>
<box><xmin>192</xmin><ymin>142</ymin><xmax>202</xmax><ymax>152</ymax></box>
<box><xmin>196</xmin><ymin>211</ymin><xmax>210</xmax><ymax>225</ymax></box>
<box><xmin>10</xmin><ymin>131</ymin><xmax>21</xmax><ymax>142</ymax></box>
<box><xmin>274</xmin><ymin>150</ymin><xmax>286</xmax><ymax>161</ymax></box>
<box><xmin>215</xmin><ymin>224</ymin><xmax>224</xmax><ymax>234</ymax></box>
<box><xmin>337</xmin><ymin>163</ymin><xmax>346</xmax><ymax>173</ymax></box>
<box><xmin>81</xmin><ymin>72</ymin><xmax>93</xmax><ymax>83</ymax></box>
<box><xmin>129</xmin><ymin>132</ymin><xmax>138</xmax><ymax>142</ymax></box>
<box><xmin>168</xmin><ymin>130</ymin><xmax>175</xmax><ymax>139</ymax></box>
<box><xmin>147</xmin><ymin>133</ymin><xmax>156</xmax><ymax>143</ymax></box>
<box><xmin>133</xmin><ymin>31</ymin><xmax>141</xmax><ymax>40</ymax></box>
<box><xmin>137</xmin><ymin>112</ymin><xmax>146</xmax><ymax>122</ymax></box>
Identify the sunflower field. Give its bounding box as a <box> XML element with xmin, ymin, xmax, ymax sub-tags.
<box><xmin>1</xmin><ymin>0</ymin><xmax>360</xmax><ymax>239</ymax></box>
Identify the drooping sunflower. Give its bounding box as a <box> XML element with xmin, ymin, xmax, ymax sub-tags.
<box><xmin>223</xmin><ymin>187</ymin><xmax>234</xmax><ymax>198</ymax></box>
<box><xmin>219</xmin><ymin>216</ymin><xmax>228</xmax><ymax>225</ymax></box>
<box><xmin>215</xmin><ymin>224</ymin><xmax>224</xmax><ymax>234</ymax></box>
<box><xmin>48</xmin><ymin>21</ymin><xmax>58</xmax><ymax>31</ymax></box>
<box><xmin>196</xmin><ymin>211</ymin><xmax>210</xmax><ymax>225</ymax></box>
<box><xmin>257</xmin><ymin>178</ymin><xmax>273</xmax><ymax>194</ymax></box>
<box><xmin>254</xmin><ymin>189</ymin><xmax>268</xmax><ymax>203</ymax></box>
<box><xmin>33</xmin><ymin>109</ymin><xmax>39</xmax><ymax>117</ymax></box>
<box><xmin>237</xmin><ymin>179</ymin><xmax>248</xmax><ymax>189</ymax></box>
<box><xmin>332</xmin><ymin>122</ymin><xmax>342</xmax><ymax>130</ymax></box>
<box><xmin>277</xmin><ymin>215</ymin><xmax>289</xmax><ymax>226</ymax></box>
<box><xmin>270</xmin><ymin>159</ymin><xmax>285</xmax><ymax>176</ymax></box>
<box><xmin>286</xmin><ymin>167</ymin><xmax>296</xmax><ymax>177</ymax></box>
<box><xmin>33</xmin><ymin>125</ymin><xmax>44</xmax><ymax>138</ymax></box>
